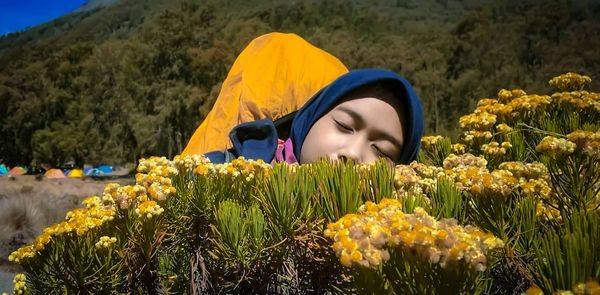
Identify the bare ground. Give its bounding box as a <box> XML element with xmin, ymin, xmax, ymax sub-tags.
<box><xmin>0</xmin><ymin>175</ymin><xmax>133</xmax><ymax>291</ymax></box>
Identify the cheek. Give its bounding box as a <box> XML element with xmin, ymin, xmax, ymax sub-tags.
<box><xmin>300</xmin><ymin>119</ymin><xmax>340</xmax><ymax>163</ymax></box>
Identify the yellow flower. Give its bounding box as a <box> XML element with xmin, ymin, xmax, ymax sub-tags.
<box><xmin>462</xmin><ymin>130</ymin><xmax>493</xmax><ymax>143</ymax></box>
<box><xmin>12</xmin><ymin>273</ymin><xmax>27</xmax><ymax>295</ymax></box>
<box><xmin>566</xmin><ymin>130</ymin><xmax>600</xmax><ymax>158</ymax></box>
<box><xmin>95</xmin><ymin>236</ymin><xmax>117</xmax><ymax>249</ymax></box>
<box><xmin>496</xmin><ymin>123</ymin><xmax>513</xmax><ymax>134</ymax></box>
<box><xmin>147</xmin><ymin>182</ymin><xmax>175</xmax><ymax>201</ymax></box>
<box><xmin>350</xmin><ymin>250</ymin><xmax>363</xmax><ymax>262</ymax></box>
<box><xmin>481</xmin><ymin>141</ymin><xmax>508</xmax><ymax>156</ymax></box>
<box><xmin>507</xmin><ymin>94</ymin><xmax>552</xmax><ymax>115</ymax></box>
<box><xmin>174</xmin><ymin>154</ymin><xmax>210</xmax><ymax>172</ymax></box>
<box><xmin>497</xmin><ymin>88</ymin><xmax>527</xmax><ymax>103</ymax></box>
<box><xmin>443</xmin><ymin>153</ymin><xmax>488</xmax><ymax>170</ymax></box>
<box><xmin>549</xmin><ymin>72</ymin><xmax>592</xmax><ymax>91</ymax></box>
<box><xmin>33</xmin><ymin>233</ymin><xmax>52</xmax><ymax>251</ymax></box>
<box><xmin>524</xmin><ymin>285</ymin><xmax>544</xmax><ymax>295</ymax></box>
<box><xmin>135</xmin><ymin>200</ymin><xmax>164</xmax><ymax>218</ymax></box>
<box><xmin>536</xmin><ymin>136</ymin><xmax>576</xmax><ymax>158</ymax></box>
<box><xmin>194</xmin><ymin>164</ymin><xmax>209</xmax><ymax>175</ymax></box>
<box><xmin>340</xmin><ymin>251</ymin><xmax>352</xmax><ymax>267</ymax></box>
<box><xmin>459</xmin><ymin>112</ymin><xmax>497</xmax><ymax>130</ymax></box>
<box><xmin>326</xmin><ymin>198</ymin><xmax>503</xmax><ymax>270</ymax></box>
<box><xmin>451</xmin><ymin>143</ymin><xmax>467</xmax><ymax>154</ymax></box>
<box><xmin>421</xmin><ymin>135</ymin><xmax>444</xmax><ymax>147</ymax></box>
<box><xmin>477</xmin><ymin>98</ymin><xmax>498</xmax><ymax>107</ymax></box>
<box><xmin>8</xmin><ymin>245</ymin><xmax>36</xmax><ymax>263</ymax></box>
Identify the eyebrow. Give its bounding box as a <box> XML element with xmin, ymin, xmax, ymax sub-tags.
<box><xmin>336</xmin><ymin>106</ymin><xmax>404</xmax><ymax>151</ymax></box>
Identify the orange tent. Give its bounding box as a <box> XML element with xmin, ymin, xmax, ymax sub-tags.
<box><xmin>182</xmin><ymin>32</ymin><xmax>348</xmax><ymax>155</ymax></box>
<box><xmin>8</xmin><ymin>166</ymin><xmax>26</xmax><ymax>176</ymax></box>
<box><xmin>44</xmin><ymin>168</ymin><xmax>66</xmax><ymax>178</ymax></box>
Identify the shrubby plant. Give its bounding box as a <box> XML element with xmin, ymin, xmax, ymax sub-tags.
<box><xmin>6</xmin><ymin>73</ymin><xmax>599</xmax><ymax>294</ymax></box>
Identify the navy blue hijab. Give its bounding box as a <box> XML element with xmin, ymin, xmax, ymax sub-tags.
<box><xmin>206</xmin><ymin>69</ymin><xmax>424</xmax><ymax>164</ymax></box>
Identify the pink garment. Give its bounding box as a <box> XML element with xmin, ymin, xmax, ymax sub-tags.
<box><xmin>272</xmin><ymin>138</ymin><xmax>298</xmax><ymax>164</ymax></box>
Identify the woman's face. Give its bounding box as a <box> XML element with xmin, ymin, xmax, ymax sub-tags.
<box><xmin>300</xmin><ymin>91</ymin><xmax>405</xmax><ymax>164</ymax></box>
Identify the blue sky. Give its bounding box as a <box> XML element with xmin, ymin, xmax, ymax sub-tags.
<box><xmin>0</xmin><ymin>0</ymin><xmax>87</xmax><ymax>35</ymax></box>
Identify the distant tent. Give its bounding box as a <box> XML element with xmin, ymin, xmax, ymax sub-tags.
<box><xmin>44</xmin><ymin>169</ymin><xmax>66</xmax><ymax>179</ymax></box>
<box><xmin>84</xmin><ymin>167</ymin><xmax>92</xmax><ymax>175</ymax></box>
<box><xmin>67</xmin><ymin>169</ymin><xmax>84</xmax><ymax>178</ymax></box>
<box><xmin>85</xmin><ymin>168</ymin><xmax>104</xmax><ymax>177</ymax></box>
<box><xmin>0</xmin><ymin>164</ymin><xmax>8</xmax><ymax>175</ymax></box>
<box><xmin>97</xmin><ymin>165</ymin><xmax>113</xmax><ymax>174</ymax></box>
<box><xmin>8</xmin><ymin>166</ymin><xmax>27</xmax><ymax>176</ymax></box>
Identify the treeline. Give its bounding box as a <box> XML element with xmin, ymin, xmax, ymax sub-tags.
<box><xmin>0</xmin><ymin>0</ymin><xmax>598</xmax><ymax>167</ymax></box>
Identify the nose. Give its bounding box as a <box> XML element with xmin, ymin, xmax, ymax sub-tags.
<box><xmin>337</xmin><ymin>140</ymin><xmax>362</xmax><ymax>163</ymax></box>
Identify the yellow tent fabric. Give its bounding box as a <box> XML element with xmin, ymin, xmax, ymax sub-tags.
<box><xmin>182</xmin><ymin>32</ymin><xmax>348</xmax><ymax>155</ymax></box>
<box><xmin>67</xmin><ymin>169</ymin><xmax>83</xmax><ymax>178</ymax></box>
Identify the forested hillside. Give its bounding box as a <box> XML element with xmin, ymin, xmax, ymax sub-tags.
<box><xmin>1</xmin><ymin>0</ymin><xmax>598</xmax><ymax>167</ymax></box>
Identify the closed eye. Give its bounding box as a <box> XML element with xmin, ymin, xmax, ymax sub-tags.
<box><xmin>372</xmin><ymin>145</ymin><xmax>392</xmax><ymax>159</ymax></box>
<box><xmin>334</xmin><ymin>119</ymin><xmax>353</xmax><ymax>133</ymax></box>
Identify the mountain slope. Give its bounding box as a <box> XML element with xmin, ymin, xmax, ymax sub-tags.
<box><xmin>0</xmin><ymin>0</ymin><xmax>598</xmax><ymax>167</ymax></box>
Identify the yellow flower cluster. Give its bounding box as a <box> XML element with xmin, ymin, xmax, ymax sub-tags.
<box><xmin>536</xmin><ymin>136</ymin><xmax>576</xmax><ymax>158</ymax></box>
<box><xmin>441</xmin><ymin>154</ymin><xmax>553</xmax><ymax>198</ymax></box>
<box><xmin>103</xmin><ymin>183</ymin><xmax>147</xmax><ymax>209</ymax></box>
<box><xmin>549</xmin><ymin>72</ymin><xmax>592</xmax><ymax>91</ymax></box>
<box><xmin>394</xmin><ymin>163</ymin><xmax>444</xmax><ymax>194</ymax></box>
<box><xmin>173</xmin><ymin>154</ymin><xmax>211</xmax><ymax>172</ymax></box>
<box><xmin>135</xmin><ymin>200</ymin><xmax>164</xmax><ymax>219</ymax></box>
<box><xmin>12</xmin><ymin>273</ymin><xmax>26</xmax><ymax>295</ymax></box>
<box><xmin>481</xmin><ymin>141</ymin><xmax>512</xmax><ymax>156</ymax></box>
<box><xmin>135</xmin><ymin>157</ymin><xmax>177</xmax><ymax>202</ymax></box>
<box><xmin>496</xmin><ymin>123</ymin><xmax>513</xmax><ymax>134</ymax></box>
<box><xmin>462</xmin><ymin>130</ymin><xmax>493</xmax><ymax>144</ymax></box>
<box><xmin>497</xmin><ymin>161</ymin><xmax>547</xmax><ymax>179</ymax></box>
<box><xmin>476</xmin><ymin>98</ymin><xmax>499</xmax><ymax>107</ymax></box>
<box><xmin>82</xmin><ymin>195</ymin><xmax>103</xmax><ymax>208</ymax></box>
<box><xmin>421</xmin><ymin>135</ymin><xmax>444</xmax><ymax>147</ymax></box>
<box><xmin>468</xmin><ymin>90</ymin><xmax>551</xmax><ymax>123</ymax></box>
<box><xmin>535</xmin><ymin>202</ymin><xmax>561</xmax><ymax>221</ymax></box>
<box><xmin>443</xmin><ymin>153</ymin><xmax>488</xmax><ymax>170</ymax></box>
<box><xmin>552</xmin><ymin>91</ymin><xmax>600</xmax><ymax>111</ymax></box>
<box><xmin>325</xmin><ymin>199</ymin><xmax>504</xmax><ymax>271</ymax></box>
<box><xmin>9</xmin><ymin>194</ymin><xmax>116</xmax><ymax>263</ymax></box>
<box><xmin>446</xmin><ymin>166</ymin><xmax>518</xmax><ymax>197</ymax></box>
<box><xmin>507</xmin><ymin>94</ymin><xmax>552</xmax><ymax>116</ymax></box>
<box><xmin>497</xmin><ymin>89</ymin><xmax>527</xmax><ymax>103</ymax></box>
<box><xmin>525</xmin><ymin>280</ymin><xmax>600</xmax><ymax>295</ymax></box>
<box><xmin>411</xmin><ymin>162</ymin><xmax>445</xmax><ymax>180</ymax></box>
<box><xmin>521</xmin><ymin>178</ymin><xmax>552</xmax><ymax>198</ymax></box>
<box><xmin>467</xmin><ymin>89</ymin><xmax>525</xmax><ymax>122</ymax></box>
<box><xmin>567</xmin><ymin>130</ymin><xmax>600</xmax><ymax>159</ymax></box>
<box><xmin>136</xmin><ymin>173</ymin><xmax>173</xmax><ymax>192</ymax></box>
<box><xmin>63</xmin><ymin>203</ymin><xmax>116</xmax><ymax>234</ymax></box>
<box><xmin>137</xmin><ymin>156</ymin><xmax>177</xmax><ymax>175</ymax></box>
<box><xmin>194</xmin><ymin>156</ymin><xmax>271</xmax><ymax>181</ymax></box>
<box><xmin>572</xmin><ymin>280</ymin><xmax>600</xmax><ymax>294</ymax></box>
<box><xmin>147</xmin><ymin>182</ymin><xmax>176</xmax><ymax>201</ymax></box>
<box><xmin>8</xmin><ymin>246</ymin><xmax>35</xmax><ymax>263</ymax></box>
<box><xmin>474</xmin><ymin>100</ymin><xmax>515</xmax><ymax>119</ymax></box>
<box><xmin>95</xmin><ymin>236</ymin><xmax>117</xmax><ymax>249</ymax></box>
<box><xmin>498</xmin><ymin>161</ymin><xmax>551</xmax><ymax>197</ymax></box>
<box><xmin>451</xmin><ymin>143</ymin><xmax>467</xmax><ymax>154</ymax></box>
<box><xmin>459</xmin><ymin>112</ymin><xmax>497</xmax><ymax>130</ymax></box>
